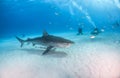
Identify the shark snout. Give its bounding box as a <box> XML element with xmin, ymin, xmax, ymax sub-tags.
<box><xmin>63</xmin><ymin>42</ymin><xmax>74</xmax><ymax>48</ymax></box>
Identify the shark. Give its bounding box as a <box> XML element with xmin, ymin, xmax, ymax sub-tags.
<box><xmin>16</xmin><ymin>31</ymin><xmax>74</xmax><ymax>55</ymax></box>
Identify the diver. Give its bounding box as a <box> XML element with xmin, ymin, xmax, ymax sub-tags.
<box><xmin>91</xmin><ymin>28</ymin><xmax>101</xmax><ymax>36</ymax></box>
<box><xmin>77</xmin><ymin>27</ymin><xmax>83</xmax><ymax>35</ymax></box>
<box><xmin>90</xmin><ymin>28</ymin><xmax>101</xmax><ymax>38</ymax></box>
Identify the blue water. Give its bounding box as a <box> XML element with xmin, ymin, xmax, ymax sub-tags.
<box><xmin>0</xmin><ymin>1</ymin><xmax>120</xmax><ymax>78</ymax></box>
<box><xmin>0</xmin><ymin>0</ymin><xmax>120</xmax><ymax>38</ymax></box>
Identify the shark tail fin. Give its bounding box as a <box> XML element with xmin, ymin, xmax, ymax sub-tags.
<box><xmin>15</xmin><ymin>36</ymin><xmax>25</xmax><ymax>47</ymax></box>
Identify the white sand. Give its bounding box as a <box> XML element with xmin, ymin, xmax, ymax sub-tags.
<box><xmin>0</xmin><ymin>32</ymin><xmax>120</xmax><ymax>78</ymax></box>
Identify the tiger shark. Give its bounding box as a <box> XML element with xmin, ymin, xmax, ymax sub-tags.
<box><xmin>16</xmin><ymin>31</ymin><xmax>74</xmax><ymax>55</ymax></box>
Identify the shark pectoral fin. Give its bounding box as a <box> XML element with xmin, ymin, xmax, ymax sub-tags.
<box><xmin>42</xmin><ymin>46</ymin><xmax>54</xmax><ymax>55</ymax></box>
<box><xmin>21</xmin><ymin>43</ymin><xmax>24</xmax><ymax>47</ymax></box>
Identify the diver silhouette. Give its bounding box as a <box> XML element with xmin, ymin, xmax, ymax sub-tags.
<box><xmin>91</xmin><ymin>28</ymin><xmax>101</xmax><ymax>36</ymax></box>
<box><xmin>77</xmin><ymin>27</ymin><xmax>83</xmax><ymax>35</ymax></box>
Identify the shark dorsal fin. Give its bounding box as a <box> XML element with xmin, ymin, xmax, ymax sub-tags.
<box><xmin>43</xmin><ymin>30</ymin><xmax>49</xmax><ymax>37</ymax></box>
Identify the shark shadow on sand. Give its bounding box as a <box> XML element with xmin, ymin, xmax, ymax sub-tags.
<box><xmin>21</xmin><ymin>48</ymin><xmax>68</xmax><ymax>58</ymax></box>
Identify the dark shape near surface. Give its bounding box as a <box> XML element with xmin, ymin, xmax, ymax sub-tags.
<box><xmin>16</xmin><ymin>31</ymin><xmax>74</xmax><ymax>55</ymax></box>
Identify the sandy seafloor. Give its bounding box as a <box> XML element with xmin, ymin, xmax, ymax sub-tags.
<box><xmin>0</xmin><ymin>32</ymin><xmax>120</xmax><ymax>78</ymax></box>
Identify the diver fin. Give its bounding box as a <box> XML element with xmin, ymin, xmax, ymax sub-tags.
<box><xmin>43</xmin><ymin>30</ymin><xmax>49</xmax><ymax>37</ymax></box>
<box><xmin>15</xmin><ymin>36</ymin><xmax>25</xmax><ymax>47</ymax></box>
<box><xmin>42</xmin><ymin>46</ymin><xmax>54</xmax><ymax>55</ymax></box>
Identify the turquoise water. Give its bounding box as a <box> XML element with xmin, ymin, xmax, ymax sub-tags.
<box><xmin>0</xmin><ymin>0</ymin><xmax>120</xmax><ymax>78</ymax></box>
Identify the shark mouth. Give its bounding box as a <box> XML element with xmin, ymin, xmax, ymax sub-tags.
<box><xmin>57</xmin><ymin>43</ymin><xmax>72</xmax><ymax>48</ymax></box>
